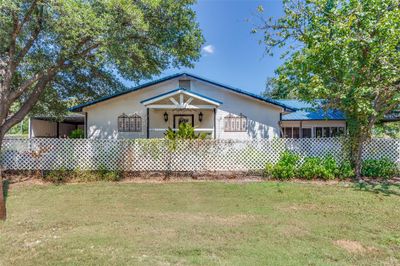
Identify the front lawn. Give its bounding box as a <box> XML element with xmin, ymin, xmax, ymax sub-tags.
<box><xmin>1</xmin><ymin>181</ymin><xmax>399</xmax><ymax>265</ymax></box>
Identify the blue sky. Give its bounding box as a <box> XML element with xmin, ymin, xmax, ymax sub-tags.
<box><xmin>144</xmin><ymin>0</ymin><xmax>286</xmax><ymax>95</ymax></box>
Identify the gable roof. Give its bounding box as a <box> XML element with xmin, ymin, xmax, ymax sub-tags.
<box><xmin>141</xmin><ymin>88</ymin><xmax>222</xmax><ymax>106</ymax></box>
<box><xmin>70</xmin><ymin>73</ymin><xmax>294</xmax><ymax>112</ymax></box>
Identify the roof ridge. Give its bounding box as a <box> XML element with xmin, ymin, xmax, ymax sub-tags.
<box><xmin>70</xmin><ymin>72</ymin><xmax>295</xmax><ymax>112</ymax></box>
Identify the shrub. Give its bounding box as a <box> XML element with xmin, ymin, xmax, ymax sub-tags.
<box><xmin>361</xmin><ymin>158</ymin><xmax>398</xmax><ymax>179</ymax></box>
<box><xmin>337</xmin><ymin>160</ymin><xmax>354</xmax><ymax>179</ymax></box>
<box><xmin>271</xmin><ymin>151</ymin><xmax>300</xmax><ymax>179</ymax></box>
<box><xmin>69</xmin><ymin>128</ymin><xmax>84</xmax><ymax>139</ymax></box>
<box><xmin>322</xmin><ymin>155</ymin><xmax>338</xmax><ymax>180</ymax></box>
<box><xmin>298</xmin><ymin>157</ymin><xmax>325</xmax><ymax>180</ymax></box>
<box><xmin>44</xmin><ymin>168</ymin><xmax>70</xmax><ymax>184</ymax></box>
<box><xmin>263</xmin><ymin>163</ymin><xmax>274</xmax><ymax>178</ymax></box>
<box><xmin>297</xmin><ymin>156</ymin><xmax>337</xmax><ymax>180</ymax></box>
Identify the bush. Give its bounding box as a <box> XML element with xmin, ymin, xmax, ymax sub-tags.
<box><xmin>298</xmin><ymin>157</ymin><xmax>325</xmax><ymax>180</ymax></box>
<box><xmin>44</xmin><ymin>168</ymin><xmax>70</xmax><ymax>184</ymax></box>
<box><xmin>69</xmin><ymin>128</ymin><xmax>84</xmax><ymax>139</ymax></box>
<box><xmin>271</xmin><ymin>151</ymin><xmax>300</xmax><ymax>179</ymax></box>
<box><xmin>337</xmin><ymin>160</ymin><xmax>354</xmax><ymax>179</ymax></box>
<box><xmin>361</xmin><ymin>158</ymin><xmax>398</xmax><ymax>179</ymax></box>
<box><xmin>297</xmin><ymin>155</ymin><xmax>338</xmax><ymax>180</ymax></box>
<box><xmin>263</xmin><ymin>163</ymin><xmax>274</xmax><ymax>178</ymax></box>
<box><xmin>43</xmin><ymin>168</ymin><xmax>122</xmax><ymax>183</ymax></box>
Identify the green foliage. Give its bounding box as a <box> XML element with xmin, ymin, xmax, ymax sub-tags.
<box><xmin>165</xmin><ymin>123</ymin><xmax>207</xmax><ymax>140</ymax></box>
<box><xmin>298</xmin><ymin>157</ymin><xmax>326</xmax><ymax>180</ymax></box>
<box><xmin>68</xmin><ymin>128</ymin><xmax>84</xmax><ymax>139</ymax></box>
<box><xmin>0</xmin><ymin>0</ymin><xmax>204</xmax><ymax>132</ymax></box>
<box><xmin>263</xmin><ymin>163</ymin><xmax>274</xmax><ymax>178</ymax></box>
<box><xmin>43</xmin><ymin>168</ymin><xmax>70</xmax><ymax>184</ymax></box>
<box><xmin>44</xmin><ymin>166</ymin><xmax>122</xmax><ymax>183</ymax></box>
<box><xmin>256</xmin><ymin>0</ymin><xmax>400</xmax><ymax>176</ymax></box>
<box><xmin>270</xmin><ymin>151</ymin><xmax>300</xmax><ymax>179</ymax></box>
<box><xmin>338</xmin><ymin>160</ymin><xmax>355</xmax><ymax>179</ymax></box>
<box><xmin>373</xmin><ymin>122</ymin><xmax>400</xmax><ymax>139</ymax></box>
<box><xmin>361</xmin><ymin>158</ymin><xmax>398</xmax><ymax>179</ymax></box>
<box><xmin>298</xmin><ymin>156</ymin><xmax>338</xmax><ymax>180</ymax></box>
<box><xmin>266</xmin><ymin>153</ymin><xmax>355</xmax><ymax>180</ymax></box>
<box><xmin>6</xmin><ymin>119</ymin><xmax>28</xmax><ymax>135</ymax></box>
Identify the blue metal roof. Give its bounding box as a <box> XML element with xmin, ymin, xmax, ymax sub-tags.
<box><xmin>70</xmin><ymin>73</ymin><xmax>294</xmax><ymax>112</ymax></box>
<box><xmin>275</xmin><ymin>99</ymin><xmax>316</xmax><ymax>110</ymax></box>
<box><xmin>282</xmin><ymin>109</ymin><xmax>345</xmax><ymax>121</ymax></box>
<box><xmin>140</xmin><ymin>88</ymin><xmax>223</xmax><ymax>105</ymax></box>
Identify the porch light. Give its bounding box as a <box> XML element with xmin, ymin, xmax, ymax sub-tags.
<box><xmin>199</xmin><ymin>112</ymin><xmax>203</xmax><ymax>122</ymax></box>
<box><xmin>163</xmin><ymin>112</ymin><xmax>168</xmax><ymax>122</ymax></box>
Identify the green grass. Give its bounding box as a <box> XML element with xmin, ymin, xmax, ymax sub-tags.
<box><xmin>1</xmin><ymin>181</ymin><xmax>399</xmax><ymax>265</ymax></box>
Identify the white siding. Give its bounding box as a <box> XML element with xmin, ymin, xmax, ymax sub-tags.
<box><xmin>83</xmin><ymin>77</ymin><xmax>283</xmax><ymax>140</ymax></box>
<box><xmin>31</xmin><ymin>119</ymin><xmax>57</xmax><ymax>137</ymax></box>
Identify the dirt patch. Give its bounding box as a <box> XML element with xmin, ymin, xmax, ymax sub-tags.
<box><xmin>334</xmin><ymin>240</ymin><xmax>379</xmax><ymax>254</ymax></box>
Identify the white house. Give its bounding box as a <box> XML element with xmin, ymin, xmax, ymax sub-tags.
<box><xmin>28</xmin><ymin>73</ymin><xmax>348</xmax><ymax>139</ymax></box>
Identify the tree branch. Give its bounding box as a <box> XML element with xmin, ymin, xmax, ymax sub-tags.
<box><xmin>2</xmin><ymin>72</ymin><xmax>54</xmax><ymax>133</ymax></box>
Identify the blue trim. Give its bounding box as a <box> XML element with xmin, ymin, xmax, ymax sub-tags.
<box><xmin>184</xmin><ymin>73</ymin><xmax>294</xmax><ymax>110</ymax></box>
<box><xmin>69</xmin><ymin>72</ymin><xmax>293</xmax><ymax>112</ymax></box>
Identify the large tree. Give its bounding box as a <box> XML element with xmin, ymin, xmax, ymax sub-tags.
<box><xmin>255</xmin><ymin>0</ymin><xmax>400</xmax><ymax>178</ymax></box>
<box><xmin>0</xmin><ymin>0</ymin><xmax>204</xmax><ymax>220</ymax></box>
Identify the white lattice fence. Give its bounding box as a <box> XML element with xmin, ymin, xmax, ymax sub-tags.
<box><xmin>1</xmin><ymin>138</ymin><xmax>399</xmax><ymax>171</ymax></box>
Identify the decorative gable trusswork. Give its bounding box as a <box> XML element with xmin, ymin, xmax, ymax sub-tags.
<box><xmin>118</xmin><ymin>113</ymin><xmax>142</xmax><ymax>132</ymax></box>
<box><xmin>141</xmin><ymin>88</ymin><xmax>222</xmax><ymax>109</ymax></box>
<box><xmin>224</xmin><ymin>113</ymin><xmax>247</xmax><ymax>132</ymax></box>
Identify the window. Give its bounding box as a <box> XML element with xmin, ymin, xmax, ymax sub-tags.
<box><xmin>314</xmin><ymin>127</ymin><xmax>345</xmax><ymax>138</ymax></box>
<box><xmin>118</xmin><ymin>113</ymin><xmax>142</xmax><ymax>132</ymax></box>
<box><xmin>302</xmin><ymin>128</ymin><xmax>312</xmax><ymax>138</ymax></box>
<box><xmin>282</xmin><ymin>127</ymin><xmax>300</xmax><ymax>138</ymax></box>
<box><xmin>224</xmin><ymin>113</ymin><xmax>247</xmax><ymax>132</ymax></box>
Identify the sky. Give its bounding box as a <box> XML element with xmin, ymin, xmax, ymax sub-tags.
<box><xmin>141</xmin><ymin>0</ymin><xmax>286</xmax><ymax>96</ymax></box>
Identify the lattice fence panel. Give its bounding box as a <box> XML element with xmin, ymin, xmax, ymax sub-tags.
<box><xmin>1</xmin><ymin>138</ymin><xmax>399</xmax><ymax>171</ymax></box>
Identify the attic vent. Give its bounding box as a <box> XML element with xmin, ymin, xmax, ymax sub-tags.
<box><xmin>179</xmin><ymin>80</ymin><xmax>191</xmax><ymax>90</ymax></box>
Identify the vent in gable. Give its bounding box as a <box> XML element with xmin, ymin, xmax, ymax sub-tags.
<box><xmin>179</xmin><ymin>80</ymin><xmax>191</xmax><ymax>90</ymax></box>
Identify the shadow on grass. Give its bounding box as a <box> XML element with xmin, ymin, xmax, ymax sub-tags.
<box><xmin>2</xmin><ymin>179</ymin><xmax>9</xmax><ymax>203</ymax></box>
<box><xmin>353</xmin><ymin>180</ymin><xmax>400</xmax><ymax>196</ymax></box>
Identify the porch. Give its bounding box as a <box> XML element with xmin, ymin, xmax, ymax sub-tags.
<box><xmin>141</xmin><ymin>88</ymin><xmax>221</xmax><ymax>139</ymax></box>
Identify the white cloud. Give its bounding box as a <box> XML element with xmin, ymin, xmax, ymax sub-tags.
<box><xmin>202</xmin><ymin>44</ymin><xmax>215</xmax><ymax>54</ymax></box>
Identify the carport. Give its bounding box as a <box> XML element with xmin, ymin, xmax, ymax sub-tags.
<box><xmin>28</xmin><ymin>114</ymin><xmax>85</xmax><ymax>138</ymax></box>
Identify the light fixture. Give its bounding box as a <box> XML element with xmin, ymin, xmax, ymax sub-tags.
<box><xmin>163</xmin><ymin>112</ymin><xmax>168</xmax><ymax>122</ymax></box>
<box><xmin>199</xmin><ymin>112</ymin><xmax>203</xmax><ymax>122</ymax></box>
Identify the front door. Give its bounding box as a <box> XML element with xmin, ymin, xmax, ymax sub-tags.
<box><xmin>173</xmin><ymin>114</ymin><xmax>194</xmax><ymax>128</ymax></box>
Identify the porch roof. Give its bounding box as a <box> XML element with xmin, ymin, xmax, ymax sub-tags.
<box><xmin>141</xmin><ymin>88</ymin><xmax>222</xmax><ymax>107</ymax></box>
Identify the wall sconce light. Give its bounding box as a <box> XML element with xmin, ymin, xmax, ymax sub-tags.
<box><xmin>199</xmin><ymin>112</ymin><xmax>203</xmax><ymax>122</ymax></box>
<box><xmin>163</xmin><ymin>112</ymin><xmax>168</xmax><ymax>122</ymax></box>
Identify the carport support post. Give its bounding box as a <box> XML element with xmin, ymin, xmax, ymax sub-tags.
<box><xmin>28</xmin><ymin>117</ymin><xmax>32</xmax><ymax>138</ymax></box>
<box><xmin>146</xmin><ymin>108</ymin><xmax>149</xmax><ymax>139</ymax></box>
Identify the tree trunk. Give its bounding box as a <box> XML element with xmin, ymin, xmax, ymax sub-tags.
<box><xmin>350</xmin><ymin>133</ymin><xmax>367</xmax><ymax>181</ymax></box>
<box><xmin>0</xmin><ymin>131</ymin><xmax>6</xmax><ymax>221</ymax></box>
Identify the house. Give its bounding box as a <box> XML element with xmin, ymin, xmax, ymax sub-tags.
<box><xmin>28</xmin><ymin>73</ymin><xmax>348</xmax><ymax>139</ymax></box>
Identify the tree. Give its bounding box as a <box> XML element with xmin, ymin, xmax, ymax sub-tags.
<box><xmin>255</xmin><ymin>0</ymin><xmax>400</xmax><ymax>178</ymax></box>
<box><xmin>263</xmin><ymin>76</ymin><xmax>297</xmax><ymax>99</ymax></box>
<box><xmin>0</xmin><ymin>0</ymin><xmax>204</xmax><ymax>220</ymax></box>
